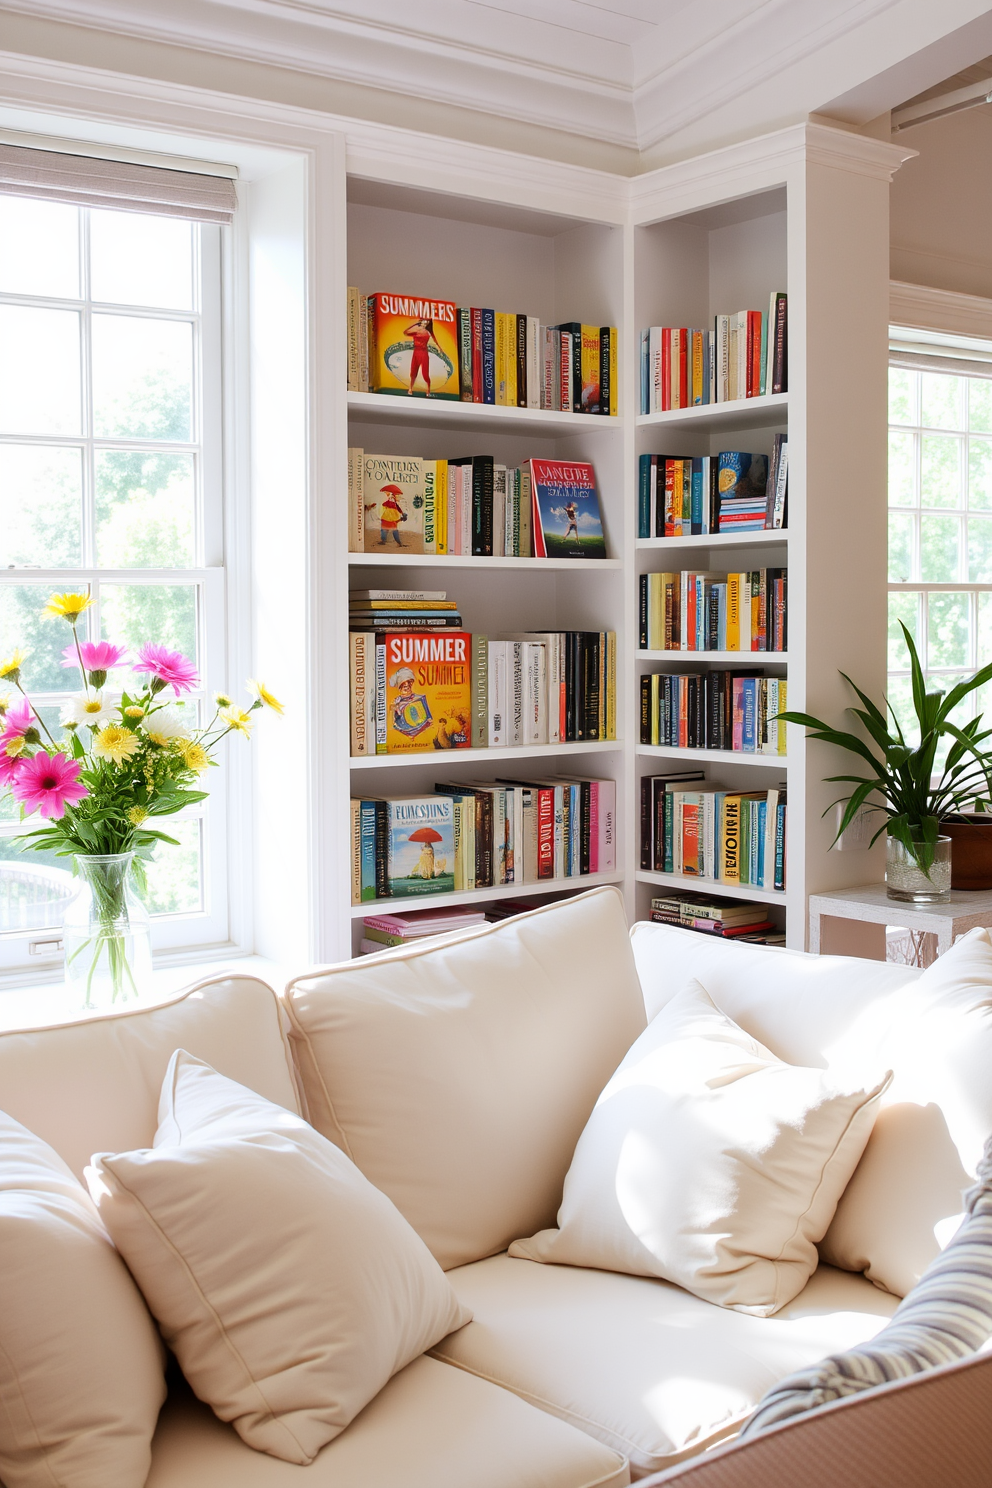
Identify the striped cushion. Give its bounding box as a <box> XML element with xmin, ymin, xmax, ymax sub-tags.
<box><xmin>740</xmin><ymin>1135</ymin><xmax>992</xmax><ymax>1439</ymax></box>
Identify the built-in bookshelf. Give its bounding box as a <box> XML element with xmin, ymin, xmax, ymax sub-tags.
<box><xmin>321</xmin><ymin>125</ymin><xmax>908</xmax><ymax>959</ymax></box>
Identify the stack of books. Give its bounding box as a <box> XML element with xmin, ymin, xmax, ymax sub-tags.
<box><xmin>350</xmin><ymin>599</ymin><xmax>617</xmax><ymax>756</ymax></box>
<box><xmin>639</xmin><ymin>294</ymin><xmax>787</xmax><ymax>413</ymax></box>
<box><xmin>359</xmin><ymin>904</ymin><xmax>487</xmax><ymax>955</ymax></box>
<box><xmin>350</xmin><ymin>452</ymin><xmax>607</xmax><ymax>559</ymax></box>
<box><xmin>350</xmin><ymin>776</ymin><xmax>616</xmax><ymax>903</ymax></box>
<box><xmin>346</xmin><ymin>289</ymin><xmax>618</xmax><ymax>415</ymax></box>
<box><xmin>649</xmin><ymin>891</ymin><xmax>784</xmax><ymax>945</ymax></box>
<box><xmin>638</xmin><ymin>568</ymin><xmax>787</xmax><ymax>652</ymax></box>
<box><xmin>640</xmin><ymin>671</ymin><xmax>787</xmax><ymax>754</ymax></box>
<box><xmin>640</xmin><ymin>771</ymin><xmax>786</xmax><ymax>891</ymax></box>
<box><xmin>637</xmin><ymin>444</ymin><xmax>787</xmax><ymax>538</ymax></box>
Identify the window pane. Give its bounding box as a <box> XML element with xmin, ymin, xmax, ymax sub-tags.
<box><xmin>90</xmin><ymin>211</ymin><xmax>193</xmax><ymax>312</ymax></box>
<box><xmin>921</xmin><ymin>372</ymin><xmax>964</xmax><ymax>431</ymax></box>
<box><xmin>0</xmin><ymin>306</ymin><xmax>81</xmax><ymax>435</ymax></box>
<box><xmin>144</xmin><ymin>816</ymin><xmax>203</xmax><ymax>915</ymax></box>
<box><xmin>969</xmin><ymin>437</ymin><xmax>992</xmax><ymax>509</ymax></box>
<box><xmin>0</xmin><ymin>197</ymin><xmax>79</xmax><ymax>299</ymax></box>
<box><xmin>888</xmin><ymin>367</ymin><xmax>916</xmax><ymax>425</ymax></box>
<box><xmin>0</xmin><ymin>445</ymin><xmax>83</xmax><ymax>567</ymax></box>
<box><xmin>885</xmin><ymin>672</ymin><xmax>917</xmax><ymax>746</ymax></box>
<box><xmin>920</xmin><ymin>514</ymin><xmax>960</xmax><ymax>581</ymax></box>
<box><xmin>970</xmin><ymin>378</ymin><xmax>992</xmax><ymax>433</ymax></box>
<box><xmin>928</xmin><ymin>592</ymin><xmax>970</xmax><ymax>669</ymax></box>
<box><xmin>95</xmin><ymin>451</ymin><xmax>195</xmax><ymax>568</ymax></box>
<box><xmin>921</xmin><ymin>434</ymin><xmax>963</xmax><ymax>508</ymax></box>
<box><xmin>889</xmin><ymin>512</ymin><xmax>915</xmax><ymax>581</ymax></box>
<box><xmin>0</xmin><ymin>583</ymin><xmax>88</xmax><ymax>693</ymax></box>
<box><xmin>0</xmin><ymin>838</ymin><xmax>74</xmax><ymax>932</ymax></box>
<box><xmin>969</xmin><ymin>515</ymin><xmax>992</xmax><ymax>581</ymax></box>
<box><xmin>99</xmin><ymin>582</ymin><xmax>198</xmax><ymax>664</ymax></box>
<box><xmin>91</xmin><ymin>315</ymin><xmax>193</xmax><ymax>441</ymax></box>
<box><xmin>888</xmin><ymin>430</ymin><xmax>916</xmax><ymax>506</ymax></box>
<box><xmin>979</xmin><ymin>592</ymin><xmax>992</xmax><ymax>666</ymax></box>
<box><xmin>888</xmin><ymin>590</ymin><xmax>920</xmax><ymax>670</ymax></box>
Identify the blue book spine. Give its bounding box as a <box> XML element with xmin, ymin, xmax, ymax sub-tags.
<box><xmin>663</xmin><ymin>791</ymin><xmax>674</xmax><ymax>874</ymax></box>
<box><xmin>640</xmin><ymin>328</ymin><xmax>649</xmax><ymax>414</ymax></box>
<box><xmin>638</xmin><ymin>452</ymin><xmax>651</xmax><ymax>539</ymax></box>
<box><xmin>695</xmin><ymin>579</ymin><xmax>705</xmax><ymax>651</ymax></box>
<box><xmin>702</xmin><ymin>331</ymin><xmax>711</xmax><ymax>404</ymax></box>
<box><xmin>691</xmin><ymin>457</ymin><xmax>704</xmax><ymax>534</ymax></box>
<box><xmin>360</xmin><ymin>800</ymin><xmax>376</xmax><ymax>901</ymax></box>
<box><xmin>481</xmin><ymin>310</ymin><xmax>496</xmax><ymax>404</ymax></box>
<box><xmin>568</xmin><ymin>784</ymin><xmax>580</xmax><ymax>876</ymax></box>
<box><xmin>756</xmin><ymin>800</ymin><xmax>767</xmax><ymax>887</ymax></box>
<box><xmin>742</xmin><ymin>678</ymin><xmax>757</xmax><ymax>751</ymax></box>
<box><xmin>775</xmin><ymin>802</ymin><xmax>787</xmax><ymax>890</ymax></box>
<box><xmin>717</xmin><ymin>584</ymin><xmax>727</xmax><ymax>652</ymax></box>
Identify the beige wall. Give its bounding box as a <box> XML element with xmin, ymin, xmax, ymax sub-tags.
<box><xmin>890</xmin><ymin>105</ymin><xmax>992</xmax><ymax>298</ymax></box>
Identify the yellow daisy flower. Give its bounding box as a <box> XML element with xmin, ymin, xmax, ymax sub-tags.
<box><xmin>214</xmin><ymin>692</ymin><xmax>233</xmax><ymax>709</ymax></box>
<box><xmin>0</xmin><ymin>650</ymin><xmax>27</xmax><ymax>683</ymax></box>
<box><xmin>93</xmin><ymin>724</ymin><xmax>140</xmax><ymax>766</ymax></box>
<box><xmin>127</xmin><ymin>806</ymin><xmax>148</xmax><ymax>826</ymax></box>
<box><xmin>220</xmin><ymin>706</ymin><xmax>254</xmax><ymax>737</ymax></box>
<box><xmin>41</xmin><ymin>591</ymin><xmax>92</xmax><ymax>624</ymax></box>
<box><xmin>248</xmin><ymin>679</ymin><xmax>284</xmax><ymax>715</ymax></box>
<box><xmin>4</xmin><ymin>737</ymin><xmax>25</xmax><ymax>759</ymax></box>
<box><xmin>125</xmin><ymin>706</ymin><xmax>146</xmax><ymax>720</ymax></box>
<box><xmin>180</xmin><ymin>741</ymin><xmax>210</xmax><ymax>774</ymax></box>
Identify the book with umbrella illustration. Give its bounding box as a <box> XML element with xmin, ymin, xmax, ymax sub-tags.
<box><xmin>386</xmin><ymin>796</ymin><xmax>456</xmax><ymax>897</ymax></box>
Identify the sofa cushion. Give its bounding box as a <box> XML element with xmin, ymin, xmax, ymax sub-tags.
<box><xmin>145</xmin><ymin>1357</ymin><xmax>629</xmax><ymax>1488</ymax></box>
<box><xmin>281</xmin><ymin>887</ymin><xmax>646</xmax><ymax>1270</ymax></box>
<box><xmin>511</xmin><ymin>981</ymin><xmax>890</xmax><ymax>1316</ymax></box>
<box><xmin>0</xmin><ymin>1108</ymin><xmax>166</xmax><ymax>1488</ymax></box>
<box><xmin>88</xmin><ymin>1051</ymin><xmax>469</xmax><ymax>1466</ymax></box>
<box><xmin>819</xmin><ymin>927</ymin><xmax>992</xmax><ymax>1297</ymax></box>
<box><xmin>0</xmin><ymin>974</ymin><xmax>300</xmax><ymax>1181</ymax></box>
<box><xmin>431</xmin><ymin>1255</ymin><xmax>898</xmax><ymax>1479</ymax></box>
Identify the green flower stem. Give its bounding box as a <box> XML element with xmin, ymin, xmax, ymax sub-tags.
<box><xmin>14</xmin><ymin>682</ymin><xmax>59</xmax><ymax>748</ymax></box>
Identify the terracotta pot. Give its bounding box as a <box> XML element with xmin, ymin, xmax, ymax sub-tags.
<box><xmin>942</xmin><ymin>817</ymin><xmax>992</xmax><ymax>890</ymax></box>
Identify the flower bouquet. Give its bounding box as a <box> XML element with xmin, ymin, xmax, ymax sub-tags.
<box><xmin>0</xmin><ymin>591</ymin><xmax>281</xmax><ymax>1007</ymax></box>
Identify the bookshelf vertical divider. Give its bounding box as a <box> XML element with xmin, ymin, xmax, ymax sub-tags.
<box><xmin>323</xmin><ymin>123</ymin><xmax>913</xmax><ymax>962</ymax></box>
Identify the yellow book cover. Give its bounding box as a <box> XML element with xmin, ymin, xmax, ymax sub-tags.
<box><xmin>506</xmin><ymin>315</ymin><xmax>518</xmax><ymax>408</ymax></box>
<box><xmin>691</xmin><ymin>330</ymin><xmax>704</xmax><ymax>405</ymax></box>
<box><xmin>609</xmin><ymin>326</ymin><xmax>618</xmax><ymax>415</ymax></box>
<box><xmin>496</xmin><ymin>312</ymin><xmax>509</xmax><ymax>405</ymax></box>
<box><xmin>726</xmin><ymin>572</ymin><xmax>741</xmax><ymax>650</ymax></box>
<box><xmin>719</xmin><ymin>794</ymin><xmax>741</xmax><ymax>883</ymax></box>
<box><xmin>363</xmin><ymin>454</ymin><xmax>426</xmax><ymax>553</ymax></box>
<box><xmin>777</xmin><ymin>678</ymin><xmax>788</xmax><ymax>754</ymax></box>
<box><xmin>367</xmin><ymin>292</ymin><xmax>460</xmax><ymax>400</ymax></box>
<box><xmin>580</xmin><ymin>325</ymin><xmax>600</xmax><ymax>413</ymax></box>
<box><xmin>385</xmin><ymin>631</ymin><xmax>472</xmax><ymax>753</ymax></box>
<box><xmin>433</xmin><ymin>459</ymin><xmax>448</xmax><ymax>553</ymax></box>
<box><xmin>647</xmin><ymin>572</ymin><xmax>665</xmax><ymax>651</ymax></box>
<box><xmin>606</xmin><ymin>629</ymin><xmax>616</xmax><ymax>739</ymax></box>
<box><xmin>650</xmin><ymin>671</ymin><xmax>660</xmax><ymax>746</ymax></box>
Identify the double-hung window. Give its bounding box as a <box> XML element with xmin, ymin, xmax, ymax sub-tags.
<box><xmin>0</xmin><ymin>184</ymin><xmax>231</xmax><ymax>973</ymax></box>
<box><xmin>888</xmin><ymin>336</ymin><xmax>992</xmax><ymax>764</ymax></box>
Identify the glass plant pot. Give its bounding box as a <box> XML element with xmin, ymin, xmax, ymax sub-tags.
<box><xmin>885</xmin><ymin>835</ymin><xmax>952</xmax><ymax>904</ymax></box>
<box><xmin>62</xmin><ymin>853</ymin><xmax>152</xmax><ymax>1010</ymax></box>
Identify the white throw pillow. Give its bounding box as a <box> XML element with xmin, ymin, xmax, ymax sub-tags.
<box><xmin>86</xmin><ymin>1051</ymin><xmax>471</xmax><ymax>1466</ymax></box>
<box><xmin>510</xmin><ymin>980</ymin><xmax>891</xmax><ymax>1316</ymax></box>
<box><xmin>821</xmin><ymin>926</ymin><xmax>992</xmax><ymax>1297</ymax></box>
<box><xmin>0</xmin><ymin>1109</ymin><xmax>166</xmax><ymax>1488</ymax></box>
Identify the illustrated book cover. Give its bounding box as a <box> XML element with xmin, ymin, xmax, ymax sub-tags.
<box><xmin>528</xmin><ymin>459</ymin><xmax>607</xmax><ymax>559</ymax></box>
<box><xmin>386</xmin><ymin>797</ymin><xmax>456</xmax><ymax>897</ymax></box>
<box><xmin>362</xmin><ymin>454</ymin><xmax>426</xmax><ymax>553</ymax></box>
<box><xmin>367</xmin><ymin>292</ymin><xmax>460</xmax><ymax>400</ymax></box>
<box><xmin>383</xmin><ymin>630</ymin><xmax>472</xmax><ymax>753</ymax></box>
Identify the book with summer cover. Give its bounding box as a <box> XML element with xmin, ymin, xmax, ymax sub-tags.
<box><xmin>367</xmin><ymin>292</ymin><xmax>460</xmax><ymax>400</ymax></box>
<box><xmin>386</xmin><ymin>796</ymin><xmax>456</xmax><ymax>897</ymax></box>
<box><xmin>362</xmin><ymin>454</ymin><xmax>426</xmax><ymax>553</ymax></box>
<box><xmin>529</xmin><ymin>459</ymin><xmax>607</xmax><ymax>559</ymax></box>
<box><xmin>384</xmin><ymin>630</ymin><xmax>472</xmax><ymax>754</ymax></box>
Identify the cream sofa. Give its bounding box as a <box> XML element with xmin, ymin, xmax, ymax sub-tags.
<box><xmin>1</xmin><ymin>884</ymin><xmax>976</xmax><ymax>1487</ymax></box>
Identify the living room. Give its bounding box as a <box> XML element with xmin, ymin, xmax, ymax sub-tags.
<box><xmin>1</xmin><ymin>4</ymin><xmax>992</xmax><ymax>1486</ymax></box>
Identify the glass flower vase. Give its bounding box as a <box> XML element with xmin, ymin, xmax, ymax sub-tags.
<box><xmin>885</xmin><ymin>834</ymin><xmax>952</xmax><ymax>904</ymax></box>
<box><xmin>63</xmin><ymin>853</ymin><xmax>152</xmax><ymax>1010</ymax></box>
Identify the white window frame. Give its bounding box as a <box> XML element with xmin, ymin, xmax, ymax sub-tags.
<box><xmin>0</xmin><ymin>211</ymin><xmax>232</xmax><ymax>978</ymax></box>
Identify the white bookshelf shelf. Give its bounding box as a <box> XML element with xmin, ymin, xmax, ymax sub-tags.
<box><xmin>349</xmin><ymin>553</ymin><xmax>623</xmax><ymax>570</ymax></box>
<box><xmin>635</xmin><ymin>871</ymin><xmax>787</xmax><ymax>907</ymax></box>
<box><xmin>636</xmin><ymin>392</ymin><xmax>788</xmax><ymax>434</ymax></box>
<box><xmin>636</xmin><ymin>531</ymin><xmax>787</xmax><ymax>551</ymax></box>
<box><xmin>350</xmin><ymin>871</ymin><xmax>624</xmax><ymax>918</ymax></box>
<box><xmin>638</xmin><ymin>745</ymin><xmax>788</xmax><ymax>768</ymax></box>
<box><xmin>350</xmin><ymin>740</ymin><xmax>621</xmax><ymax>770</ymax></box>
<box><xmin>347</xmin><ymin>390</ymin><xmax>620</xmax><ymax>436</ymax></box>
<box><xmin>637</xmin><ymin>651</ymin><xmax>789</xmax><ymax>664</ymax></box>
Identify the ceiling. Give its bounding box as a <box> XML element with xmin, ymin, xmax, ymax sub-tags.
<box><xmin>5</xmin><ymin>0</ymin><xmax>992</xmax><ymax>163</ymax></box>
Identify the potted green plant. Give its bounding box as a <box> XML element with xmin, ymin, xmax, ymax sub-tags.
<box><xmin>776</xmin><ymin>623</ymin><xmax>992</xmax><ymax>901</ymax></box>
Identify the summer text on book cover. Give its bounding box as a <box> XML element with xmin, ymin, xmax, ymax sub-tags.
<box><xmin>368</xmin><ymin>293</ymin><xmax>460</xmax><ymax>400</ymax></box>
<box><xmin>385</xmin><ymin>630</ymin><xmax>472</xmax><ymax>753</ymax></box>
<box><xmin>529</xmin><ymin>460</ymin><xmax>607</xmax><ymax>559</ymax></box>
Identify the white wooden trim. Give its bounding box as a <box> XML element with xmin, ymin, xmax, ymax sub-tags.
<box><xmin>890</xmin><ymin>280</ymin><xmax>992</xmax><ymax>340</ymax></box>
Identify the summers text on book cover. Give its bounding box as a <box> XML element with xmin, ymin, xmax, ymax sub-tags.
<box><xmin>385</xmin><ymin>630</ymin><xmax>472</xmax><ymax>753</ymax></box>
<box><xmin>363</xmin><ymin>454</ymin><xmax>426</xmax><ymax>552</ymax></box>
<box><xmin>529</xmin><ymin>459</ymin><xmax>607</xmax><ymax>558</ymax></box>
<box><xmin>368</xmin><ymin>293</ymin><xmax>460</xmax><ymax>400</ymax></box>
<box><xmin>387</xmin><ymin>796</ymin><xmax>456</xmax><ymax>897</ymax></box>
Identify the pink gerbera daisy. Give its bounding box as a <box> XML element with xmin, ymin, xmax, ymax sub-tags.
<box><xmin>133</xmin><ymin>644</ymin><xmax>199</xmax><ymax>696</ymax></box>
<box><xmin>0</xmin><ymin>699</ymin><xmax>34</xmax><ymax>740</ymax></box>
<box><xmin>11</xmin><ymin>751</ymin><xmax>88</xmax><ymax>819</ymax></box>
<box><xmin>62</xmin><ymin>640</ymin><xmax>129</xmax><ymax>673</ymax></box>
<box><xmin>0</xmin><ymin>749</ymin><xmax>25</xmax><ymax>787</ymax></box>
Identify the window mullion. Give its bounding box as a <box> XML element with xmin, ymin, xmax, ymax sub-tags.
<box><xmin>80</xmin><ymin>207</ymin><xmax>96</xmax><ymax>580</ymax></box>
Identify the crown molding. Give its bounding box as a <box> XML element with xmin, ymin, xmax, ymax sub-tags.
<box><xmin>890</xmin><ymin>279</ymin><xmax>992</xmax><ymax>338</ymax></box>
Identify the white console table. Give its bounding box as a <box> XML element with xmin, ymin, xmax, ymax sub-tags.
<box><xmin>808</xmin><ymin>882</ymin><xmax>992</xmax><ymax>965</ymax></box>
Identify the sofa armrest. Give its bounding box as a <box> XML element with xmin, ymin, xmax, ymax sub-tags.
<box><xmin>636</xmin><ymin>1349</ymin><xmax>992</xmax><ymax>1488</ymax></box>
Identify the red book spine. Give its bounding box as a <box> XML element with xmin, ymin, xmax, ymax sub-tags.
<box><xmin>588</xmin><ymin>783</ymin><xmax>599</xmax><ymax>874</ymax></box>
<box><xmin>537</xmin><ymin>788</ymin><xmax>555</xmax><ymax>879</ymax></box>
<box><xmin>748</xmin><ymin>311</ymin><xmax>761</xmax><ymax>396</ymax></box>
<box><xmin>682</xmin><ymin>803</ymin><xmax>700</xmax><ymax>875</ymax></box>
<box><xmin>679</xmin><ymin>329</ymin><xmax>689</xmax><ymax>409</ymax></box>
<box><xmin>559</xmin><ymin>331</ymin><xmax>571</xmax><ymax>412</ymax></box>
<box><xmin>661</xmin><ymin>328</ymin><xmax>672</xmax><ymax>411</ymax></box>
<box><xmin>471</xmin><ymin>308</ymin><xmax>483</xmax><ymax>404</ymax></box>
<box><xmin>664</xmin><ymin>459</ymin><xmax>676</xmax><ymax>538</ymax></box>
<box><xmin>757</xmin><ymin>572</ymin><xmax>767</xmax><ymax>651</ymax></box>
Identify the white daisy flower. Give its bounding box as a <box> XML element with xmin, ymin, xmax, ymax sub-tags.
<box><xmin>60</xmin><ymin>691</ymin><xmax>121</xmax><ymax>728</ymax></box>
<box><xmin>143</xmin><ymin>705</ymin><xmax>191</xmax><ymax>744</ymax></box>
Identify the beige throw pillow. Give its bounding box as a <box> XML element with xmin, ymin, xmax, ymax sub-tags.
<box><xmin>87</xmin><ymin>1051</ymin><xmax>470</xmax><ymax>1466</ymax></box>
<box><xmin>0</xmin><ymin>1109</ymin><xmax>166</xmax><ymax>1488</ymax></box>
<box><xmin>510</xmin><ymin>980</ymin><xmax>891</xmax><ymax>1316</ymax></box>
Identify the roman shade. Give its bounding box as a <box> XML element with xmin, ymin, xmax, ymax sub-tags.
<box><xmin>0</xmin><ymin>142</ymin><xmax>237</xmax><ymax>223</ymax></box>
